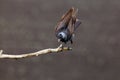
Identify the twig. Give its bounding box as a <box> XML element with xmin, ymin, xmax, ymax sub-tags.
<box><xmin>0</xmin><ymin>44</ymin><xmax>72</xmax><ymax>59</ymax></box>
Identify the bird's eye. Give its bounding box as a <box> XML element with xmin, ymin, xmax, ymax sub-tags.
<box><xmin>58</xmin><ymin>33</ymin><xmax>63</xmax><ymax>38</ymax></box>
<box><xmin>59</xmin><ymin>34</ymin><xmax>62</xmax><ymax>38</ymax></box>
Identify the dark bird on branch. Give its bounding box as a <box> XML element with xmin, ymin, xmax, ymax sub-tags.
<box><xmin>55</xmin><ymin>7</ymin><xmax>81</xmax><ymax>44</ymax></box>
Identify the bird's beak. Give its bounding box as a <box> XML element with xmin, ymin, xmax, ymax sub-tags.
<box><xmin>58</xmin><ymin>39</ymin><xmax>60</xmax><ymax>42</ymax></box>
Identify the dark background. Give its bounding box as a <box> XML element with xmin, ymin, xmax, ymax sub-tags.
<box><xmin>0</xmin><ymin>0</ymin><xmax>120</xmax><ymax>80</ymax></box>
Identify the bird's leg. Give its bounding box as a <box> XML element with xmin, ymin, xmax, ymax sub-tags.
<box><xmin>70</xmin><ymin>39</ymin><xmax>73</xmax><ymax>44</ymax></box>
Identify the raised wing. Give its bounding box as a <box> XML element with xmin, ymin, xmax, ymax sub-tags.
<box><xmin>68</xmin><ymin>8</ymin><xmax>81</xmax><ymax>34</ymax></box>
<box><xmin>55</xmin><ymin>8</ymin><xmax>74</xmax><ymax>32</ymax></box>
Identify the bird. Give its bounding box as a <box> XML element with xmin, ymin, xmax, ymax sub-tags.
<box><xmin>55</xmin><ymin>7</ymin><xmax>81</xmax><ymax>44</ymax></box>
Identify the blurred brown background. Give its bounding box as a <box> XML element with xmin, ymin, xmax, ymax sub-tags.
<box><xmin>0</xmin><ymin>0</ymin><xmax>120</xmax><ymax>80</ymax></box>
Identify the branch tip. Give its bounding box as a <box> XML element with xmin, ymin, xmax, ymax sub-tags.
<box><xmin>58</xmin><ymin>44</ymin><xmax>63</xmax><ymax>48</ymax></box>
<box><xmin>0</xmin><ymin>50</ymin><xmax>3</xmax><ymax>55</ymax></box>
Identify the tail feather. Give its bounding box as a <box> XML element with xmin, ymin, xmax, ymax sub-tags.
<box><xmin>74</xmin><ymin>19</ymin><xmax>81</xmax><ymax>30</ymax></box>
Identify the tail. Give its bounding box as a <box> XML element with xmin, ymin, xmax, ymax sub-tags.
<box><xmin>74</xmin><ymin>19</ymin><xmax>81</xmax><ymax>30</ymax></box>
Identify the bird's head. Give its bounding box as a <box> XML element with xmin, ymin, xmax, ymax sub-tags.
<box><xmin>57</xmin><ymin>32</ymin><xmax>67</xmax><ymax>42</ymax></box>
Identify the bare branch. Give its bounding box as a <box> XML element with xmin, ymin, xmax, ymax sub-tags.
<box><xmin>0</xmin><ymin>44</ymin><xmax>72</xmax><ymax>59</ymax></box>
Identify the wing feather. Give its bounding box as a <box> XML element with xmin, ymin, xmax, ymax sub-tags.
<box><xmin>55</xmin><ymin>8</ymin><xmax>74</xmax><ymax>32</ymax></box>
<box><xmin>68</xmin><ymin>8</ymin><xmax>81</xmax><ymax>34</ymax></box>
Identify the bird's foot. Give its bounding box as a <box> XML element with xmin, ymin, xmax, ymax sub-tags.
<box><xmin>58</xmin><ymin>44</ymin><xmax>72</xmax><ymax>51</ymax></box>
